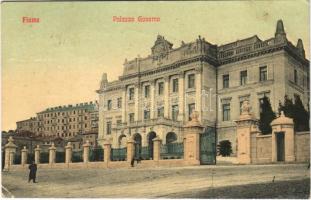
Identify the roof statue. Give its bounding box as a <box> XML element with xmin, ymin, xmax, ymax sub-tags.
<box><xmin>100</xmin><ymin>73</ymin><xmax>108</xmax><ymax>90</ymax></box>
<box><xmin>151</xmin><ymin>35</ymin><xmax>173</xmax><ymax>57</ymax></box>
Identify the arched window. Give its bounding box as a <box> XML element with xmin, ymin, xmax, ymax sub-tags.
<box><xmin>166</xmin><ymin>132</ymin><xmax>177</xmax><ymax>144</ymax></box>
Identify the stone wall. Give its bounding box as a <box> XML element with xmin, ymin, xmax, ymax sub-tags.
<box><xmin>255</xmin><ymin>135</ymin><xmax>272</xmax><ymax>164</ymax></box>
<box><xmin>295</xmin><ymin>132</ymin><xmax>310</xmax><ymax>162</ymax></box>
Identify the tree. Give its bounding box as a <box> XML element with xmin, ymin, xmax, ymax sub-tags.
<box><xmin>278</xmin><ymin>95</ymin><xmax>310</xmax><ymax>131</ymax></box>
<box><xmin>259</xmin><ymin>96</ymin><xmax>276</xmax><ymax>134</ymax></box>
<box><xmin>217</xmin><ymin>140</ymin><xmax>232</xmax><ymax>157</ymax></box>
<box><xmin>293</xmin><ymin>95</ymin><xmax>309</xmax><ymax>131</ymax></box>
<box><xmin>279</xmin><ymin>95</ymin><xmax>295</xmax><ymax>119</ymax></box>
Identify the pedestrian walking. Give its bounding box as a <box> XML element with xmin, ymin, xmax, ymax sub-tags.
<box><xmin>28</xmin><ymin>161</ymin><xmax>37</xmax><ymax>183</ymax></box>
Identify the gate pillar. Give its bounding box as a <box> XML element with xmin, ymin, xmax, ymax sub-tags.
<box><xmin>49</xmin><ymin>143</ymin><xmax>57</xmax><ymax>165</ymax></box>
<box><xmin>103</xmin><ymin>140</ymin><xmax>111</xmax><ymax>163</ymax></box>
<box><xmin>127</xmin><ymin>138</ymin><xmax>135</xmax><ymax>164</ymax></box>
<box><xmin>21</xmin><ymin>146</ymin><xmax>28</xmax><ymax>166</ymax></box>
<box><xmin>152</xmin><ymin>136</ymin><xmax>162</xmax><ymax>161</ymax></box>
<box><xmin>235</xmin><ymin>101</ymin><xmax>258</xmax><ymax>164</ymax></box>
<box><xmin>4</xmin><ymin>136</ymin><xmax>17</xmax><ymax>171</ymax></box>
<box><xmin>183</xmin><ymin>111</ymin><xmax>203</xmax><ymax>165</ymax></box>
<box><xmin>34</xmin><ymin>145</ymin><xmax>41</xmax><ymax>164</ymax></box>
<box><xmin>271</xmin><ymin>111</ymin><xmax>295</xmax><ymax>162</ymax></box>
<box><xmin>83</xmin><ymin>140</ymin><xmax>91</xmax><ymax>163</ymax></box>
<box><xmin>65</xmin><ymin>142</ymin><xmax>73</xmax><ymax>164</ymax></box>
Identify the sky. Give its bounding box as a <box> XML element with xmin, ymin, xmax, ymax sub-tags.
<box><xmin>1</xmin><ymin>1</ymin><xmax>310</xmax><ymax>131</ymax></box>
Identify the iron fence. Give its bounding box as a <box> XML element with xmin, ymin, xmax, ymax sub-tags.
<box><xmin>89</xmin><ymin>147</ymin><xmax>104</xmax><ymax>162</ymax></box>
<box><xmin>110</xmin><ymin>147</ymin><xmax>126</xmax><ymax>161</ymax></box>
<box><xmin>13</xmin><ymin>153</ymin><xmax>21</xmax><ymax>164</ymax></box>
<box><xmin>140</xmin><ymin>146</ymin><xmax>152</xmax><ymax>160</ymax></box>
<box><xmin>27</xmin><ymin>153</ymin><xmax>34</xmax><ymax>164</ymax></box>
<box><xmin>56</xmin><ymin>151</ymin><xmax>65</xmax><ymax>163</ymax></box>
<box><xmin>40</xmin><ymin>152</ymin><xmax>49</xmax><ymax>163</ymax></box>
<box><xmin>72</xmin><ymin>150</ymin><xmax>83</xmax><ymax>163</ymax></box>
<box><xmin>160</xmin><ymin>143</ymin><xmax>184</xmax><ymax>159</ymax></box>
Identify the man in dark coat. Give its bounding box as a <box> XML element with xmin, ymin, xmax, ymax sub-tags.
<box><xmin>28</xmin><ymin>161</ymin><xmax>37</xmax><ymax>183</ymax></box>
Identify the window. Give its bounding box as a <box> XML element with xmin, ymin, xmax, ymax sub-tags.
<box><xmin>106</xmin><ymin>122</ymin><xmax>112</xmax><ymax>135</ymax></box>
<box><xmin>157</xmin><ymin>107</ymin><xmax>164</xmax><ymax>118</ymax></box>
<box><xmin>222</xmin><ymin>104</ymin><xmax>230</xmax><ymax>121</ymax></box>
<box><xmin>294</xmin><ymin>69</ymin><xmax>298</xmax><ymax>84</ymax></box>
<box><xmin>117</xmin><ymin>98</ymin><xmax>122</xmax><ymax>108</ymax></box>
<box><xmin>240</xmin><ymin>70</ymin><xmax>247</xmax><ymax>86</ymax></box>
<box><xmin>172</xmin><ymin>78</ymin><xmax>179</xmax><ymax>93</ymax></box>
<box><xmin>85</xmin><ymin>116</ymin><xmax>87</xmax><ymax>120</ymax></box>
<box><xmin>158</xmin><ymin>82</ymin><xmax>164</xmax><ymax>95</ymax></box>
<box><xmin>129</xmin><ymin>88</ymin><xmax>135</xmax><ymax>100</ymax></box>
<box><xmin>188</xmin><ymin>103</ymin><xmax>195</xmax><ymax>120</ymax></box>
<box><xmin>144</xmin><ymin>110</ymin><xmax>150</xmax><ymax>120</ymax></box>
<box><xmin>223</xmin><ymin>74</ymin><xmax>229</xmax><ymax>88</ymax></box>
<box><xmin>144</xmin><ymin>85</ymin><xmax>150</xmax><ymax>98</ymax></box>
<box><xmin>116</xmin><ymin>120</ymin><xmax>122</xmax><ymax>127</ymax></box>
<box><xmin>172</xmin><ymin>105</ymin><xmax>179</xmax><ymax>121</ymax></box>
<box><xmin>188</xmin><ymin>74</ymin><xmax>195</xmax><ymax>88</ymax></box>
<box><xmin>85</xmin><ymin>124</ymin><xmax>87</xmax><ymax>128</ymax></box>
<box><xmin>259</xmin><ymin>66</ymin><xmax>267</xmax><ymax>81</ymax></box>
<box><xmin>129</xmin><ymin>113</ymin><xmax>135</xmax><ymax>123</ymax></box>
<box><xmin>107</xmin><ymin>100</ymin><xmax>112</xmax><ymax>110</ymax></box>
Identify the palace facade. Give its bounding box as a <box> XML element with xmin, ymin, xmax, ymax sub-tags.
<box><xmin>16</xmin><ymin>101</ymin><xmax>99</xmax><ymax>139</ymax></box>
<box><xmin>97</xmin><ymin>20</ymin><xmax>309</xmax><ymax>154</ymax></box>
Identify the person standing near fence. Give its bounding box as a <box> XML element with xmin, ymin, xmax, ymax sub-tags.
<box><xmin>28</xmin><ymin>161</ymin><xmax>37</xmax><ymax>183</ymax></box>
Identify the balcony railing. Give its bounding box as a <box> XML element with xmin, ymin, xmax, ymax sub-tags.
<box><xmin>114</xmin><ymin>118</ymin><xmax>183</xmax><ymax>130</ymax></box>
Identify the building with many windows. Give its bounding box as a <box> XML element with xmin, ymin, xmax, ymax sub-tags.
<box><xmin>16</xmin><ymin>101</ymin><xmax>99</xmax><ymax>139</ymax></box>
<box><xmin>97</xmin><ymin>20</ymin><xmax>309</xmax><ymax>155</ymax></box>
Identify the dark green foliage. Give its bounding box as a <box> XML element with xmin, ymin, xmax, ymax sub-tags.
<box><xmin>278</xmin><ymin>95</ymin><xmax>310</xmax><ymax>131</ymax></box>
<box><xmin>259</xmin><ymin>96</ymin><xmax>276</xmax><ymax>134</ymax></box>
<box><xmin>217</xmin><ymin>140</ymin><xmax>232</xmax><ymax>157</ymax></box>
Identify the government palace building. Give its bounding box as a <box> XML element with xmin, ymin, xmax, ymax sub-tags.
<box><xmin>96</xmin><ymin>20</ymin><xmax>309</xmax><ymax>155</ymax></box>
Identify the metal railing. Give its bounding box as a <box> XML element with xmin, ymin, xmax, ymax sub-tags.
<box><xmin>160</xmin><ymin>143</ymin><xmax>184</xmax><ymax>159</ymax></box>
<box><xmin>110</xmin><ymin>148</ymin><xmax>126</xmax><ymax>161</ymax></box>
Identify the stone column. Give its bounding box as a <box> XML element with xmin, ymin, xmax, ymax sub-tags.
<box><xmin>21</xmin><ymin>146</ymin><xmax>28</xmax><ymax>166</ymax></box>
<box><xmin>103</xmin><ymin>140</ymin><xmax>111</xmax><ymax>163</ymax></box>
<box><xmin>271</xmin><ymin>111</ymin><xmax>295</xmax><ymax>162</ymax></box>
<box><xmin>34</xmin><ymin>145</ymin><xmax>41</xmax><ymax>164</ymax></box>
<box><xmin>127</xmin><ymin>138</ymin><xmax>135</xmax><ymax>163</ymax></box>
<box><xmin>183</xmin><ymin>111</ymin><xmax>203</xmax><ymax>165</ymax></box>
<box><xmin>164</xmin><ymin>77</ymin><xmax>170</xmax><ymax>118</ymax></box>
<box><xmin>65</xmin><ymin>142</ymin><xmax>73</xmax><ymax>164</ymax></box>
<box><xmin>83</xmin><ymin>140</ymin><xmax>91</xmax><ymax>163</ymax></box>
<box><xmin>134</xmin><ymin>84</ymin><xmax>139</xmax><ymax>121</ymax></box>
<box><xmin>195</xmin><ymin>67</ymin><xmax>202</xmax><ymax>122</ymax></box>
<box><xmin>178</xmin><ymin>71</ymin><xmax>185</xmax><ymax>121</ymax></box>
<box><xmin>49</xmin><ymin>143</ymin><xmax>56</xmax><ymax>165</ymax></box>
<box><xmin>122</xmin><ymin>86</ymin><xmax>127</xmax><ymax>123</ymax></box>
<box><xmin>153</xmin><ymin>136</ymin><xmax>162</xmax><ymax>161</ymax></box>
<box><xmin>150</xmin><ymin>80</ymin><xmax>156</xmax><ymax>119</ymax></box>
<box><xmin>235</xmin><ymin>101</ymin><xmax>258</xmax><ymax>164</ymax></box>
<box><xmin>4</xmin><ymin>136</ymin><xmax>17</xmax><ymax>170</ymax></box>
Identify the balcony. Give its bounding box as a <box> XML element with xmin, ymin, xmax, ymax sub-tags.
<box><xmin>115</xmin><ymin>118</ymin><xmax>183</xmax><ymax>130</ymax></box>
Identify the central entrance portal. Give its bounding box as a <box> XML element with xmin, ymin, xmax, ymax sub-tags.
<box><xmin>276</xmin><ymin>132</ymin><xmax>285</xmax><ymax>162</ymax></box>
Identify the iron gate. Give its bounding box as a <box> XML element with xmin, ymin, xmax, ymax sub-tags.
<box><xmin>200</xmin><ymin>127</ymin><xmax>216</xmax><ymax>165</ymax></box>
